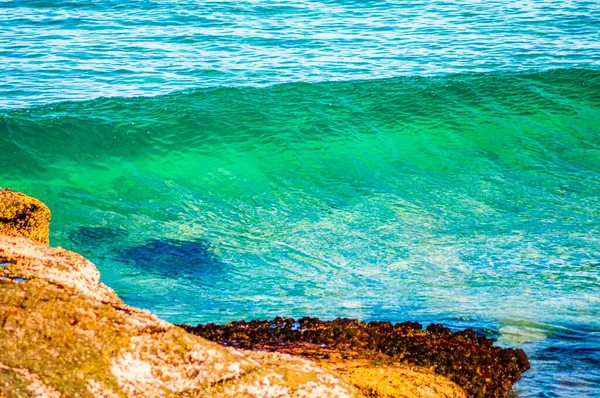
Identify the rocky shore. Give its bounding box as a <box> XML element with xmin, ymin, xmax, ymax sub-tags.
<box><xmin>0</xmin><ymin>189</ymin><xmax>529</xmax><ymax>397</ymax></box>
<box><xmin>182</xmin><ymin>317</ymin><xmax>529</xmax><ymax>397</ymax></box>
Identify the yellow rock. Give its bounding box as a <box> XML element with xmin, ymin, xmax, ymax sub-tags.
<box><xmin>0</xmin><ymin>189</ymin><xmax>50</xmax><ymax>244</ymax></box>
<box><xmin>320</xmin><ymin>360</ymin><xmax>466</xmax><ymax>398</ymax></box>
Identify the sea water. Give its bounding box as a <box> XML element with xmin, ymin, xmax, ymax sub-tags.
<box><xmin>1</xmin><ymin>0</ymin><xmax>599</xmax><ymax>396</ymax></box>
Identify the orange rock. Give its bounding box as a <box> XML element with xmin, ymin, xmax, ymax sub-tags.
<box><xmin>320</xmin><ymin>360</ymin><xmax>466</xmax><ymax>398</ymax></box>
<box><xmin>0</xmin><ymin>189</ymin><xmax>50</xmax><ymax>244</ymax></box>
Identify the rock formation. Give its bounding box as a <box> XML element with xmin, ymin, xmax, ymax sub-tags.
<box><xmin>183</xmin><ymin>317</ymin><xmax>529</xmax><ymax>397</ymax></box>
<box><xmin>0</xmin><ymin>189</ymin><xmax>50</xmax><ymax>245</ymax></box>
<box><xmin>0</xmin><ymin>190</ymin><xmax>365</xmax><ymax>397</ymax></box>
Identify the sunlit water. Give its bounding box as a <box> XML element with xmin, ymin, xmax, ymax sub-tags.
<box><xmin>1</xmin><ymin>1</ymin><xmax>600</xmax><ymax>396</ymax></box>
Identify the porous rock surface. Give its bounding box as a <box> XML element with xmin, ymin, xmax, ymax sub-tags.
<box><xmin>0</xmin><ymin>189</ymin><xmax>50</xmax><ymax>245</ymax></box>
<box><xmin>0</xmin><ymin>190</ymin><xmax>366</xmax><ymax>397</ymax></box>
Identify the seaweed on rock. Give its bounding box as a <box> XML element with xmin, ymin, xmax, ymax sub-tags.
<box><xmin>181</xmin><ymin>317</ymin><xmax>530</xmax><ymax>398</ymax></box>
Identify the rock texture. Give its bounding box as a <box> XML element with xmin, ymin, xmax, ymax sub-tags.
<box><xmin>182</xmin><ymin>318</ymin><xmax>530</xmax><ymax>398</ymax></box>
<box><xmin>0</xmin><ymin>189</ymin><xmax>50</xmax><ymax>245</ymax></box>
<box><xmin>321</xmin><ymin>360</ymin><xmax>466</xmax><ymax>398</ymax></box>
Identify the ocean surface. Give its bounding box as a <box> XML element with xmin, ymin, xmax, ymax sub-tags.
<box><xmin>1</xmin><ymin>0</ymin><xmax>600</xmax><ymax>396</ymax></box>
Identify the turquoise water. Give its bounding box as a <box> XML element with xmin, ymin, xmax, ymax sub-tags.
<box><xmin>2</xmin><ymin>1</ymin><xmax>600</xmax><ymax>396</ymax></box>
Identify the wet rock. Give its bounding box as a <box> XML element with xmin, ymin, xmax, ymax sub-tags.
<box><xmin>0</xmin><ymin>189</ymin><xmax>50</xmax><ymax>244</ymax></box>
<box><xmin>182</xmin><ymin>317</ymin><xmax>530</xmax><ymax>397</ymax></box>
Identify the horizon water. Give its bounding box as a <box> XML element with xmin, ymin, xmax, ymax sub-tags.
<box><xmin>1</xmin><ymin>0</ymin><xmax>600</xmax><ymax>396</ymax></box>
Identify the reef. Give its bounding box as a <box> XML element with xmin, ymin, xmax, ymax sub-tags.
<box><xmin>0</xmin><ymin>189</ymin><xmax>528</xmax><ymax>397</ymax></box>
<box><xmin>182</xmin><ymin>317</ymin><xmax>530</xmax><ymax>397</ymax></box>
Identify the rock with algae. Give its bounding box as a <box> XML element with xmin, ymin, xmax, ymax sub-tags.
<box><xmin>182</xmin><ymin>317</ymin><xmax>530</xmax><ymax>398</ymax></box>
<box><xmin>0</xmin><ymin>189</ymin><xmax>50</xmax><ymax>245</ymax></box>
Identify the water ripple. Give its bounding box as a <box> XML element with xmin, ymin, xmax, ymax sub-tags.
<box><xmin>1</xmin><ymin>0</ymin><xmax>600</xmax><ymax>108</ymax></box>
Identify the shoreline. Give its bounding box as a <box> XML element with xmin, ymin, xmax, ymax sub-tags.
<box><xmin>0</xmin><ymin>189</ymin><xmax>529</xmax><ymax>397</ymax></box>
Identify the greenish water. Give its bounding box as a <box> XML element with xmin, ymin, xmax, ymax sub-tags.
<box><xmin>2</xmin><ymin>0</ymin><xmax>600</xmax><ymax>396</ymax></box>
<box><xmin>2</xmin><ymin>70</ymin><xmax>600</xmax><ymax>396</ymax></box>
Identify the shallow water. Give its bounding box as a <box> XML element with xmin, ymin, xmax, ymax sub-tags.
<box><xmin>2</xmin><ymin>0</ymin><xmax>600</xmax><ymax>396</ymax></box>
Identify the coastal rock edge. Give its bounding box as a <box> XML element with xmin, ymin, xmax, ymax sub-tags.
<box><xmin>0</xmin><ymin>190</ymin><xmax>469</xmax><ymax>397</ymax></box>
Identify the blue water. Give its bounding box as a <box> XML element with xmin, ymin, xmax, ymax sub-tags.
<box><xmin>1</xmin><ymin>1</ymin><xmax>600</xmax><ymax>396</ymax></box>
<box><xmin>2</xmin><ymin>0</ymin><xmax>600</xmax><ymax>108</ymax></box>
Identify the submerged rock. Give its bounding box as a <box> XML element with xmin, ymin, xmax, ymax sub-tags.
<box><xmin>68</xmin><ymin>226</ymin><xmax>129</xmax><ymax>246</ymax></box>
<box><xmin>118</xmin><ymin>238</ymin><xmax>225</xmax><ymax>278</ymax></box>
<box><xmin>0</xmin><ymin>189</ymin><xmax>50</xmax><ymax>245</ymax></box>
<box><xmin>182</xmin><ymin>317</ymin><xmax>530</xmax><ymax>397</ymax></box>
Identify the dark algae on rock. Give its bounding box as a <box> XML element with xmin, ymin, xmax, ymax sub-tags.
<box><xmin>182</xmin><ymin>317</ymin><xmax>530</xmax><ymax>397</ymax></box>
